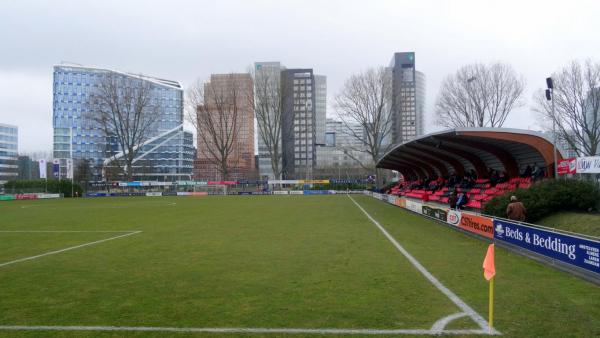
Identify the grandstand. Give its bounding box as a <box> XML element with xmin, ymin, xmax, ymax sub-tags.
<box><xmin>378</xmin><ymin>128</ymin><xmax>563</xmax><ymax>211</ymax></box>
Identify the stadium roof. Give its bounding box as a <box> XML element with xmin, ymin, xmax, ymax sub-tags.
<box><xmin>377</xmin><ymin>128</ymin><xmax>565</xmax><ymax>179</ymax></box>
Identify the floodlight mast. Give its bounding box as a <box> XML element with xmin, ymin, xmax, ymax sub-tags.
<box><xmin>545</xmin><ymin>77</ymin><xmax>557</xmax><ymax>179</ymax></box>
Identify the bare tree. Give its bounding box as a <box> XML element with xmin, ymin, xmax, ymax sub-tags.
<box><xmin>335</xmin><ymin>67</ymin><xmax>394</xmax><ymax>187</ymax></box>
<box><xmin>87</xmin><ymin>73</ymin><xmax>159</xmax><ymax>181</ymax></box>
<box><xmin>187</xmin><ymin>74</ymin><xmax>251</xmax><ymax>180</ymax></box>
<box><xmin>533</xmin><ymin>60</ymin><xmax>600</xmax><ymax>157</ymax></box>
<box><xmin>435</xmin><ymin>62</ymin><xmax>525</xmax><ymax>128</ymax></box>
<box><xmin>248</xmin><ymin>66</ymin><xmax>283</xmax><ymax>179</ymax></box>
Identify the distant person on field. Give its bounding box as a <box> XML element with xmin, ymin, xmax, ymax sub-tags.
<box><xmin>506</xmin><ymin>196</ymin><xmax>526</xmax><ymax>222</ymax></box>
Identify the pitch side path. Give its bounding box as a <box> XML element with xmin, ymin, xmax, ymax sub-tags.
<box><xmin>0</xmin><ymin>195</ymin><xmax>598</xmax><ymax>337</ymax></box>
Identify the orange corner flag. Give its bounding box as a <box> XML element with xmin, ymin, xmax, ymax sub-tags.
<box><xmin>483</xmin><ymin>244</ymin><xmax>495</xmax><ymax>281</ymax></box>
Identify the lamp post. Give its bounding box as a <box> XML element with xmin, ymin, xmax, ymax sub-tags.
<box><xmin>545</xmin><ymin>77</ymin><xmax>558</xmax><ymax>179</ymax></box>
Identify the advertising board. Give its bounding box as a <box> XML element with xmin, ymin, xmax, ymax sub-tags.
<box><xmin>15</xmin><ymin>194</ymin><xmax>38</xmax><ymax>200</ymax></box>
<box><xmin>421</xmin><ymin>204</ymin><xmax>448</xmax><ymax>222</ymax></box>
<box><xmin>405</xmin><ymin>199</ymin><xmax>423</xmax><ymax>214</ymax></box>
<box><xmin>557</xmin><ymin>158</ymin><xmax>577</xmax><ymax>175</ymax></box>
<box><xmin>447</xmin><ymin>209</ymin><xmax>462</xmax><ymax>227</ymax></box>
<box><xmin>145</xmin><ymin>192</ymin><xmax>163</xmax><ymax>197</ymax></box>
<box><xmin>387</xmin><ymin>195</ymin><xmax>397</xmax><ymax>204</ymax></box>
<box><xmin>289</xmin><ymin>191</ymin><xmax>304</xmax><ymax>195</ymax></box>
<box><xmin>37</xmin><ymin>193</ymin><xmax>61</xmax><ymax>199</ymax></box>
<box><xmin>576</xmin><ymin>156</ymin><xmax>600</xmax><ymax>174</ymax></box>
<box><xmin>394</xmin><ymin>197</ymin><xmax>406</xmax><ymax>208</ymax></box>
<box><xmin>458</xmin><ymin>213</ymin><xmax>494</xmax><ymax>238</ymax></box>
<box><xmin>494</xmin><ymin>219</ymin><xmax>600</xmax><ymax>275</ymax></box>
<box><xmin>273</xmin><ymin>191</ymin><xmax>289</xmax><ymax>195</ymax></box>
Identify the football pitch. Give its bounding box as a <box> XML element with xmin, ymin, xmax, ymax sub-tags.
<box><xmin>0</xmin><ymin>195</ymin><xmax>598</xmax><ymax>337</ymax></box>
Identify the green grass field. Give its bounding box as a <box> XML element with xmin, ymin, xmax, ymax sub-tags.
<box><xmin>538</xmin><ymin>211</ymin><xmax>600</xmax><ymax>237</ymax></box>
<box><xmin>0</xmin><ymin>195</ymin><xmax>598</xmax><ymax>337</ymax></box>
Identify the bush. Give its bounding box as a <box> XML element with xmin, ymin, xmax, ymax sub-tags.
<box><xmin>483</xmin><ymin>179</ymin><xmax>600</xmax><ymax>223</ymax></box>
<box><xmin>3</xmin><ymin>179</ymin><xmax>83</xmax><ymax>198</ymax></box>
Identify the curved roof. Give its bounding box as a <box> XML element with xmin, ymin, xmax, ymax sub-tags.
<box><xmin>377</xmin><ymin>128</ymin><xmax>564</xmax><ymax>179</ymax></box>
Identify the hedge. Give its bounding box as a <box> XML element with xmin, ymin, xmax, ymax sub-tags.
<box><xmin>483</xmin><ymin>179</ymin><xmax>600</xmax><ymax>223</ymax></box>
<box><xmin>3</xmin><ymin>179</ymin><xmax>83</xmax><ymax>198</ymax></box>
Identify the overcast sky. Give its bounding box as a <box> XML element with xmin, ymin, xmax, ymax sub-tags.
<box><xmin>1</xmin><ymin>0</ymin><xmax>599</xmax><ymax>153</ymax></box>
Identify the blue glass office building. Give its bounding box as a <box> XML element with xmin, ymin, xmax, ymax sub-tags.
<box><xmin>53</xmin><ymin>64</ymin><xmax>194</xmax><ymax>181</ymax></box>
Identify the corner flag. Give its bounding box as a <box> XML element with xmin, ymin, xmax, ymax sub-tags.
<box><xmin>483</xmin><ymin>243</ymin><xmax>496</xmax><ymax>333</ymax></box>
<box><xmin>483</xmin><ymin>244</ymin><xmax>495</xmax><ymax>280</ymax></box>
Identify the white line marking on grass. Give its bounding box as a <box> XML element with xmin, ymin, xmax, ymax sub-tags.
<box><xmin>0</xmin><ymin>325</ymin><xmax>496</xmax><ymax>335</ymax></box>
<box><xmin>347</xmin><ymin>195</ymin><xmax>500</xmax><ymax>335</ymax></box>
<box><xmin>431</xmin><ymin>312</ymin><xmax>469</xmax><ymax>332</ymax></box>
<box><xmin>0</xmin><ymin>230</ymin><xmax>138</xmax><ymax>233</ymax></box>
<box><xmin>0</xmin><ymin>231</ymin><xmax>141</xmax><ymax>268</ymax></box>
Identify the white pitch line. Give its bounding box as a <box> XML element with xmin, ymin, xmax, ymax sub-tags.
<box><xmin>0</xmin><ymin>230</ymin><xmax>138</xmax><ymax>233</ymax></box>
<box><xmin>0</xmin><ymin>325</ymin><xmax>494</xmax><ymax>335</ymax></box>
<box><xmin>0</xmin><ymin>231</ymin><xmax>141</xmax><ymax>268</ymax></box>
<box><xmin>346</xmin><ymin>195</ymin><xmax>500</xmax><ymax>335</ymax></box>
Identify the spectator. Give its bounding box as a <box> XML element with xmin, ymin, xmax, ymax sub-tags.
<box><xmin>522</xmin><ymin>165</ymin><xmax>532</xmax><ymax>178</ymax></box>
<box><xmin>456</xmin><ymin>192</ymin><xmax>468</xmax><ymax>209</ymax></box>
<box><xmin>532</xmin><ymin>164</ymin><xmax>545</xmax><ymax>182</ymax></box>
<box><xmin>448</xmin><ymin>191</ymin><xmax>457</xmax><ymax>209</ymax></box>
<box><xmin>506</xmin><ymin>195</ymin><xmax>527</xmax><ymax>221</ymax></box>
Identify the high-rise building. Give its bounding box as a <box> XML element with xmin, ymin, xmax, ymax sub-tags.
<box><xmin>281</xmin><ymin>69</ymin><xmax>319</xmax><ymax>179</ymax></box>
<box><xmin>314</xmin><ymin>75</ymin><xmax>327</xmax><ymax>146</ymax></box>
<box><xmin>52</xmin><ymin>64</ymin><xmax>194</xmax><ymax>181</ymax></box>
<box><xmin>0</xmin><ymin>123</ymin><xmax>18</xmax><ymax>184</ymax></box>
<box><xmin>194</xmin><ymin>73</ymin><xmax>255</xmax><ymax>181</ymax></box>
<box><xmin>389</xmin><ymin>52</ymin><xmax>426</xmax><ymax>143</ymax></box>
<box><xmin>255</xmin><ymin>62</ymin><xmax>284</xmax><ymax>180</ymax></box>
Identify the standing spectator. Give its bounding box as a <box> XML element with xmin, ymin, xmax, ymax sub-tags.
<box><xmin>448</xmin><ymin>191</ymin><xmax>457</xmax><ymax>209</ymax></box>
<box><xmin>506</xmin><ymin>196</ymin><xmax>527</xmax><ymax>221</ymax></box>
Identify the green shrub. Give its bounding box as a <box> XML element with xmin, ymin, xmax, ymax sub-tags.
<box><xmin>483</xmin><ymin>179</ymin><xmax>600</xmax><ymax>223</ymax></box>
<box><xmin>3</xmin><ymin>179</ymin><xmax>83</xmax><ymax>198</ymax></box>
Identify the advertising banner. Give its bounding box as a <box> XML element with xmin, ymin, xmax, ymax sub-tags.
<box><xmin>38</xmin><ymin>159</ymin><xmax>47</xmax><ymax>179</ymax></box>
<box><xmin>15</xmin><ymin>194</ymin><xmax>38</xmax><ymax>200</ymax></box>
<box><xmin>387</xmin><ymin>195</ymin><xmax>397</xmax><ymax>204</ymax></box>
<box><xmin>289</xmin><ymin>191</ymin><xmax>304</xmax><ymax>195</ymax></box>
<box><xmin>405</xmin><ymin>199</ymin><xmax>423</xmax><ymax>214</ymax></box>
<box><xmin>557</xmin><ymin>158</ymin><xmax>577</xmax><ymax>175</ymax></box>
<box><xmin>190</xmin><ymin>192</ymin><xmax>208</xmax><ymax>196</ymax></box>
<box><xmin>494</xmin><ymin>219</ymin><xmax>600</xmax><ymax>275</ymax></box>
<box><xmin>269</xmin><ymin>180</ymin><xmax>300</xmax><ymax>185</ymax></box>
<box><xmin>0</xmin><ymin>195</ymin><xmax>15</xmax><ymax>201</ymax></box>
<box><xmin>458</xmin><ymin>213</ymin><xmax>494</xmax><ymax>238</ymax></box>
<box><xmin>52</xmin><ymin>159</ymin><xmax>60</xmax><ymax>179</ymax></box>
<box><xmin>273</xmin><ymin>191</ymin><xmax>289</xmax><ymax>195</ymax></box>
<box><xmin>394</xmin><ymin>197</ymin><xmax>406</xmax><ymax>208</ymax></box>
<box><xmin>145</xmin><ymin>192</ymin><xmax>163</xmax><ymax>197</ymax></box>
<box><xmin>208</xmin><ymin>181</ymin><xmax>237</xmax><ymax>185</ymax></box>
<box><xmin>177</xmin><ymin>192</ymin><xmax>191</xmax><ymax>196</ymax></box>
<box><xmin>422</xmin><ymin>205</ymin><xmax>448</xmax><ymax>222</ymax></box>
<box><xmin>372</xmin><ymin>192</ymin><xmax>383</xmax><ymax>200</ymax></box>
<box><xmin>576</xmin><ymin>156</ymin><xmax>600</xmax><ymax>174</ymax></box>
<box><xmin>447</xmin><ymin>209</ymin><xmax>462</xmax><ymax>227</ymax></box>
<box><xmin>66</xmin><ymin>159</ymin><xmax>73</xmax><ymax>179</ymax></box>
<box><xmin>37</xmin><ymin>193</ymin><xmax>61</xmax><ymax>199</ymax></box>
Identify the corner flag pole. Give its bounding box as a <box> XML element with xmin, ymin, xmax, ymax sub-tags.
<box><xmin>483</xmin><ymin>243</ymin><xmax>496</xmax><ymax>334</ymax></box>
<box><xmin>489</xmin><ymin>275</ymin><xmax>494</xmax><ymax>334</ymax></box>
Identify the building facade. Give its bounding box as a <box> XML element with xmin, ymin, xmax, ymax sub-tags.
<box><xmin>52</xmin><ymin>64</ymin><xmax>194</xmax><ymax>181</ymax></box>
<box><xmin>389</xmin><ymin>52</ymin><xmax>426</xmax><ymax>144</ymax></box>
<box><xmin>316</xmin><ymin>119</ymin><xmax>373</xmax><ymax>169</ymax></box>
<box><xmin>280</xmin><ymin>69</ymin><xmax>327</xmax><ymax>179</ymax></box>
<box><xmin>194</xmin><ymin>73</ymin><xmax>255</xmax><ymax>181</ymax></box>
<box><xmin>0</xmin><ymin>123</ymin><xmax>18</xmax><ymax>184</ymax></box>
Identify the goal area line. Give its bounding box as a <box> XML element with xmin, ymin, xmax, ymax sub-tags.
<box><xmin>0</xmin><ymin>325</ymin><xmax>498</xmax><ymax>335</ymax></box>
